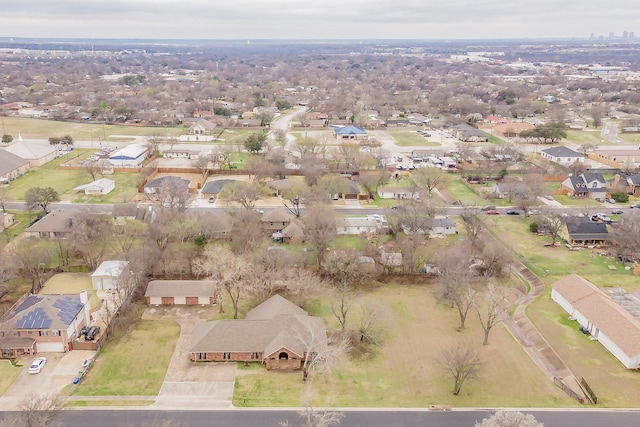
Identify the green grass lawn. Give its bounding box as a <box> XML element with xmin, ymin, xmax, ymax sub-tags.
<box><xmin>41</xmin><ymin>273</ymin><xmax>102</xmax><ymax>310</ymax></box>
<box><xmin>553</xmin><ymin>195</ymin><xmax>600</xmax><ymax>207</ymax></box>
<box><xmin>0</xmin><ymin>360</ymin><xmax>23</xmax><ymax>395</ymax></box>
<box><xmin>387</xmin><ymin>131</ymin><xmax>440</xmax><ymax>147</ymax></box>
<box><xmin>74</xmin><ymin>319</ymin><xmax>180</xmax><ymax>396</ymax></box>
<box><xmin>443</xmin><ymin>179</ymin><xmax>483</xmax><ymax>206</ymax></box>
<box><xmin>619</xmin><ymin>133</ymin><xmax>640</xmax><ymax>144</ymax></box>
<box><xmin>565</xmin><ymin>130</ymin><xmax>609</xmax><ymax>145</ymax></box>
<box><xmin>3</xmin><ymin>149</ymin><xmax>143</xmax><ymax>202</ymax></box>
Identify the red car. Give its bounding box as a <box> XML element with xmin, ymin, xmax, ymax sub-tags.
<box><xmin>485</xmin><ymin>210</ymin><xmax>500</xmax><ymax>215</ymax></box>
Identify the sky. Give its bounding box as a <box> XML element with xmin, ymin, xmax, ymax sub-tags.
<box><xmin>0</xmin><ymin>0</ymin><xmax>637</xmax><ymax>41</ymax></box>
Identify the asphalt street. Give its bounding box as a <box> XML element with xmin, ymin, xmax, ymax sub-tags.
<box><xmin>3</xmin><ymin>409</ymin><xmax>640</xmax><ymax>427</ymax></box>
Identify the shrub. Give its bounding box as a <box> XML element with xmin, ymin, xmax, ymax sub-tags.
<box><xmin>612</xmin><ymin>192</ymin><xmax>629</xmax><ymax>203</ymax></box>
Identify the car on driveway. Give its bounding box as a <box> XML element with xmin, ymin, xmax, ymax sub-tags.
<box><xmin>28</xmin><ymin>357</ymin><xmax>47</xmax><ymax>374</ymax></box>
<box><xmin>485</xmin><ymin>210</ymin><xmax>500</xmax><ymax>215</ymax></box>
<box><xmin>85</xmin><ymin>326</ymin><xmax>101</xmax><ymax>341</ymax></box>
<box><xmin>506</xmin><ymin>210</ymin><xmax>520</xmax><ymax>215</ymax></box>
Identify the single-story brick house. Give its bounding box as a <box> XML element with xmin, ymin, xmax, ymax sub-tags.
<box><xmin>0</xmin><ymin>291</ymin><xmax>91</xmax><ymax>356</ymax></box>
<box><xmin>145</xmin><ymin>280</ymin><xmax>217</xmax><ymax>305</ymax></box>
<box><xmin>551</xmin><ymin>274</ymin><xmax>640</xmax><ymax>369</ymax></box>
<box><xmin>189</xmin><ymin>294</ymin><xmax>326</xmax><ymax>370</ymax></box>
<box><xmin>540</xmin><ymin>146</ymin><xmax>585</xmax><ymax>164</ymax></box>
<box><xmin>336</xmin><ymin>217</ymin><xmax>377</xmax><ymax>235</ymax></box>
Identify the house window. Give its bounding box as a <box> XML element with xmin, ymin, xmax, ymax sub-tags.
<box><xmin>592</xmin><ymin>182</ymin><xmax>597</xmax><ymax>188</ymax></box>
<box><xmin>223</xmin><ymin>352</ymin><xmax>231</xmax><ymax>360</ymax></box>
<box><xmin>39</xmin><ymin>331</ymin><xmax>47</xmax><ymax>336</ymax></box>
<box><xmin>198</xmin><ymin>353</ymin><xmax>207</xmax><ymax>360</ymax></box>
<box><xmin>250</xmin><ymin>352</ymin><xmax>260</xmax><ymax>360</ymax></box>
<box><xmin>52</xmin><ymin>330</ymin><xmax>61</xmax><ymax>336</ymax></box>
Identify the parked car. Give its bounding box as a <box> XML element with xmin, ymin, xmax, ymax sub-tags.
<box><xmin>506</xmin><ymin>210</ymin><xmax>520</xmax><ymax>215</ymax></box>
<box><xmin>80</xmin><ymin>326</ymin><xmax>89</xmax><ymax>336</ymax></box>
<box><xmin>481</xmin><ymin>205</ymin><xmax>496</xmax><ymax>211</ymax></box>
<box><xmin>527</xmin><ymin>210</ymin><xmax>540</xmax><ymax>215</ymax></box>
<box><xmin>485</xmin><ymin>210</ymin><xmax>500</xmax><ymax>215</ymax></box>
<box><xmin>28</xmin><ymin>357</ymin><xmax>47</xmax><ymax>374</ymax></box>
<box><xmin>208</xmin><ymin>196</ymin><xmax>216</xmax><ymax>203</ymax></box>
<box><xmin>85</xmin><ymin>326</ymin><xmax>101</xmax><ymax>341</ymax></box>
<box><xmin>611</xmin><ymin>209</ymin><xmax>623</xmax><ymax>215</ymax></box>
<box><xmin>631</xmin><ymin>203</ymin><xmax>640</xmax><ymax>208</ymax></box>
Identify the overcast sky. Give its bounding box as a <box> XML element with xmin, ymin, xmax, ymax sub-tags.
<box><xmin>0</xmin><ymin>0</ymin><xmax>636</xmax><ymax>40</ymax></box>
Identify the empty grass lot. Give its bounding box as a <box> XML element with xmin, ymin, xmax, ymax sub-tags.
<box><xmin>565</xmin><ymin>130</ymin><xmax>610</xmax><ymax>146</ymax></box>
<box><xmin>444</xmin><ymin>179</ymin><xmax>483</xmax><ymax>206</ymax></box>
<box><xmin>1</xmin><ymin>117</ymin><xmax>186</xmax><ymax>140</ymax></box>
<box><xmin>234</xmin><ymin>283</ymin><xmax>572</xmax><ymax>408</ymax></box>
<box><xmin>74</xmin><ymin>319</ymin><xmax>179</xmax><ymax>396</ymax></box>
<box><xmin>387</xmin><ymin>131</ymin><xmax>440</xmax><ymax>147</ymax></box>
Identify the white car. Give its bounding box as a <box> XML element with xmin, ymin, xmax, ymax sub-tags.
<box><xmin>28</xmin><ymin>357</ymin><xmax>47</xmax><ymax>374</ymax></box>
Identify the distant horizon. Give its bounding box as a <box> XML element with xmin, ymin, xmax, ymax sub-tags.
<box><xmin>0</xmin><ymin>1</ymin><xmax>636</xmax><ymax>41</ymax></box>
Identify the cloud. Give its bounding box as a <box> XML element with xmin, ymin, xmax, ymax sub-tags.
<box><xmin>0</xmin><ymin>0</ymin><xmax>637</xmax><ymax>39</ymax></box>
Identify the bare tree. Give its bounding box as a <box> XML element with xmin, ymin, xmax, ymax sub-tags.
<box><xmin>24</xmin><ymin>187</ymin><xmax>60</xmax><ymax>213</ymax></box>
<box><xmin>435</xmin><ymin>247</ymin><xmax>476</xmax><ymax>330</ymax></box>
<box><xmin>70</xmin><ymin>211</ymin><xmax>113</xmax><ymax>270</ymax></box>
<box><xmin>323</xmin><ymin>249</ymin><xmax>365</xmax><ymax>333</ymax></box>
<box><xmin>194</xmin><ymin>245</ymin><xmax>250</xmax><ymax>318</ymax></box>
<box><xmin>278</xmin><ymin>388</ymin><xmax>344</xmax><ymax>427</ymax></box>
<box><xmin>409</xmin><ymin>167</ymin><xmax>448</xmax><ymax>196</ymax></box>
<box><xmin>610</xmin><ymin>210</ymin><xmax>640</xmax><ymax>265</ymax></box>
<box><xmin>229</xmin><ymin>209</ymin><xmax>265</xmax><ymax>254</ymax></box>
<box><xmin>296</xmin><ymin>317</ymin><xmax>350</xmax><ymax>382</ymax></box>
<box><xmin>461</xmin><ymin>209</ymin><xmax>485</xmax><ymax>247</ymax></box>
<box><xmin>538</xmin><ymin>211</ymin><xmax>566</xmax><ymax>245</ymax></box>
<box><xmin>12</xmin><ymin>239</ymin><xmax>54</xmax><ymax>294</ymax></box>
<box><xmin>0</xmin><ymin>246</ymin><xmax>15</xmax><ymax>300</ymax></box>
<box><xmin>440</xmin><ymin>342</ymin><xmax>482</xmax><ymax>396</ymax></box>
<box><xmin>303</xmin><ymin>204</ymin><xmax>337</xmax><ymax>266</ymax></box>
<box><xmin>475</xmin><ymin>410</ymin><xmax>544</xmax><ymax>427</ymax></box>
<box><xmin>151</xmin><ymin>178</ymin><xmax>196</xmax><ymax>214</ymax></box>
<box><xmin>12</xmin><ymin>393</ymin><xmax>65</xmax><ymax>427</ymax></box>
<box><xmin>219</xmin><ymin>181</ymin><xmax>263</xmax><ymax>209</ymax></box>
<box><xmin>474</xmin><ymin>281</ymin><xmax>509</xmax><ymax>345</ymax></box>
<box><xmin>0</xmin><ymin>187</ymin><xmax>7</xmax><ymax>212</ymax></box>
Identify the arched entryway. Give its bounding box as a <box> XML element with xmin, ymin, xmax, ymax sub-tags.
<box><xmin>279</xmin><ymin>352</ymin><xmax>289</xmax><ymax>360</ymax></box>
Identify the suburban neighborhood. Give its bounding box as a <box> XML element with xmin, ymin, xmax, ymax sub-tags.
<box><xmin>2</xmin><ymin>35</ymin><xmax>640</xmax><ymax>426</ymax></box>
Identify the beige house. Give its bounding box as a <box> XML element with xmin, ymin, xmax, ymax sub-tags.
<box><xmin>2</xmin><ymin>140</ymin><xmax>58</xmax><ymax>167</ymax></box>
<box><xmin>1</xmin><ymin>212</ymin><xmax>15</xmax><ymax>231</ymax></box>
<box><xmin>145</xmin><ymin>280</ymin><xmax>217</xmax><ymax>305</ymax></box>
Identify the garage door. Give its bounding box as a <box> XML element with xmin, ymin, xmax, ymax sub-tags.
<box><xmin>36</xmin><ymin>341</ymin><xmax>64</xmax><ymax>353</ymax></box>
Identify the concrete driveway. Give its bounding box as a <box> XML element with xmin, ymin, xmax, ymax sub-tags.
<box><xmin>143</xmin><ymin>307</ymin><xmax>236</xmax><ymax>409</ymax></box>
<box><xmin>0</xmin><ymin>350</ymin><xmax>95</xmax><ymax>410</ymax></box>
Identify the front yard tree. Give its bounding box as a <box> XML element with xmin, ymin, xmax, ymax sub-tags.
<box><xmin>435</xmin><ymin>247</ymin><xmax>475</xmax><ymax>330</ymax></box>
<box><xmin>474</xmin><ymin>281</ymin><xmax>509</xmax><ymax>345</ymax></box>
<box><xmin>1</xmin><ymin>134</ymin><xmax>12</xmax><ymax>143</ymax></box>
<box><xmin>539</xmin><ymin>211</ymin><xmax>565</xmax><ymax>245</ymax></box>
<box><xmin>14</xmin><ymin>393</ymin><xmax>65</xmax><ymax>427</ymax></box>
<box><xmin>25</xmin><ymin>187</ymin><xmax>60</xmax><ymax>212</ymax></box>
<box><xmin>461</xmin><ymin>209</ymin><xmax>485</xmax><ymax>248</ymax></box>
<box><xmin>440</xmin><ymin>342</ymin><xmax>482</xmax><ymax>396</ymax></box>
<box><xmin>409</xmin><ymin>167</ymin><xmax>448</xmax><ymax>196</ymax></box>
<box><xmin>70</xmin><ymin>210</ymin><xmax>114</xmax><ymax>271</ymax></box>
<box><xmin>219</xmin><ymin>181</ymin><xmax>262</xmax><ymax>210</ymax></box>
<box><xmin>323</xmin><ymin>248</ymin><xmax>365</xmax><ymax>333</ymax></box>
<box><xmin>244</xmin><ymin>132</ymin><xmax>266</xmax><ymax>153</ymax></box>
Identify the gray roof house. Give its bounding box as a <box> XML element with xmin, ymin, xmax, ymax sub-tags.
<box><xmin>540</xmin><ymin>146</ymin><xmax>586</xmax><ymax>164</ymax></box>
<box><xmin>24</xmin><ymin>209</ymin><xmax>75</xmax><ymax>239</ymax></box>
<box><xmin>0</xmin><ymin>149</ymin><xmax>31</xmax><ymax>180</ymax></box>
<box><xmin>188</xmin><ymin>294</ymin><xmax>327</xmax><ymax>370</ymax></box>
<box><xmin>563</xmin><ymin>217</ymin><xmax>610</xmax><ymax>245</ymax></box>
<box><xmin>451</xmin><ymin>124</ymin><xmax>488</xmax><ymax>142</ymax></box>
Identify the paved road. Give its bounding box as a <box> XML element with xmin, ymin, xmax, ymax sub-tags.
<box><xmin>3</xmin><ymin>409</ymin><xmax>640</xmax><ymax>427</ymax></box>
<box><xmin>601</xmin><ymin>120</ymin><xmax>630</xmax><ymax>145</ymax></box>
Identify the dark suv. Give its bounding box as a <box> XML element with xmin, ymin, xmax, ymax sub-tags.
<box><xmin>85</xmin><ymin>326</ymin><xmax>101</xmax><ymax>341</ymax></box>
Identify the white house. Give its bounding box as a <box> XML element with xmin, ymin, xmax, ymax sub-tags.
<box><xmin>377</xmin><ymin>186</ymin><xmax>417</xmax><ymax>200</ymax></box>
<box><xmin>73</xmin><ymin>178</ymin><xmax>115</xmax><ymax>195</ymax></box>
<box><xmin>551</xmin><ymin>274</ymin><xmax>640</xmax><ymax>370</ymax></box>
<box><xmin>427</xmin><ymin>217</ymin><xmax>457</xmax><ymax>235</ymax></box>
<box><xmin>109</xmin><ymin>143</ymin><xmax>149</xmax><ymax>167</ymax></box>
<box><xmin>91</xmin><ymin>260</ymin><xmax>129</xmax><ymax>291</ymax></box>
<box><xmin>336</xmin><ymin>217</ymin><xmax>377</xmax><ymax>235</ymax></box>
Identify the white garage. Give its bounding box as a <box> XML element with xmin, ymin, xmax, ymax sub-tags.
<box><xmin>35</xmin><ymin>341</ymin><xmax>65</xmax><ymax>353</ymax></box>
<box><xmin>145</xmin><ymin>280</ymin><xmax>217</xmax><ymax>306</ymax></box>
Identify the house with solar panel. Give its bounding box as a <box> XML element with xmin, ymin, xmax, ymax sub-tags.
<box><xmin>0</xmin><ymin>291</ymin><xmax>91</xmax><ymax>356</ymax></box>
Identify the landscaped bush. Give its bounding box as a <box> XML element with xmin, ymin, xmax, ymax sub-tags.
<box><xmin>612</xmin><ymin>192</ymin><xmax>629</xmax><ymax>203</ymax></box>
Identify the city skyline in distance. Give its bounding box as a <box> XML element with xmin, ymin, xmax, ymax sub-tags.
<box><xmin>0</xmin><ymin>0</ymin><xmax>638</xmax><ymax>41</ymax></box>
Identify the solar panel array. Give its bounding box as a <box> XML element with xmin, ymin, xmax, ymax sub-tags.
<box><xmin>14</xmin><ymin>296</ymin><xmax>42</xmax><ymax>313</ymax></box>
<box><xmin>16</xmin><ymin>307</ymin><xmax>52</xmax><ymax>329</ymax></box>
<box><xmin>52</xmin><ymin>296</ymin><xmax>83</xmax><ymax>325</ymax></box>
